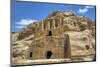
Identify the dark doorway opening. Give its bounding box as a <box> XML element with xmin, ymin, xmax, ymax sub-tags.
<box><xmin>30</xmin><ymin>52</ymin><xmax>32</xmax><ymax>58</ymax></box>
<box><xmin>46</xmin><ymin>51</ymin><xmax>52</xmax><ymax>59</ymax></box>
<box><xmin>47</xmin><ymin>31</ymin><xmax>52</xmax><ymax>36</ymax></box>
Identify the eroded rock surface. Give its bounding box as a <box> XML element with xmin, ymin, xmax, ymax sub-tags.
<box><xmin>12</xmin><ymin>10</ymin><xmax>96</xmax><ymax>65</ymax></box>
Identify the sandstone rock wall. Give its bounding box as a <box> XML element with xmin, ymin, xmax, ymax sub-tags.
<box><xmin>12</xmin><ymin>10</ymin><xmax>96</xmax><ymax>64</ymax></box>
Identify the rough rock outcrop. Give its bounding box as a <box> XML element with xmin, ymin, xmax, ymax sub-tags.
<box><xmin>12</xmin><ymin>10</ymin><xmax>96</xmax><ymax>65</ymax></box>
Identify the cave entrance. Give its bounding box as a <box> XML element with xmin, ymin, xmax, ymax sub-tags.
<box><xmin>46</xmin><ymin>31</ymin><xmax>52</xmax><ymax>36</ymax></box>
<box><xmin>48</xmin><ymin>31</ymin><xmax>52</xmax><ymax>36</ymax></box>
<box><xmin>30</xmin><ymin>52</ymin><xmax>32</xmax><ymax>58</ymax></box>
<box><xmin>46</xmin><ymin>51</ymin><xmax>52</xmax><ymax>59</ymax></box>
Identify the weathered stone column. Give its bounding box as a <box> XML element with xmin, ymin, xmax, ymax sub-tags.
<box><xmin>60</xmin><ymin>18</ymin><xmax>63</xmax><ymax>26</ymax></box>
<box><xmin>49</xmin><ymin>19</ymin><xmax>52</xmax><ymax>29</ymax></box>
<box><xmin>48</xmin><ymin>20</ymin><xmax>50</xmax><ymax>30</ymax></box>
<box><xmin>42</xmin><ymin>20</ymin><xmax>44</xmax><ymax>31</ymax></box>
<box><xmin>59</xmin><ymin>18</ymin><xmax>61</xmax><ymax>26</ymax></box>
<box><xmin>53</xmin><ymin>19</ymin><xmax>55</xmax><ymax>29</ymax></box>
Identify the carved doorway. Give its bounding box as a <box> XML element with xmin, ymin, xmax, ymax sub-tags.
<box><xmin>46</xmin><ymin>51</ymin><xmax>52</xmax><ymax>59</ymax></box>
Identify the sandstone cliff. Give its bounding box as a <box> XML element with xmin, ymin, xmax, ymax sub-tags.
<box><xmin>12</xmin><ymin>10</ymin><xmax>96</xmax><ymax>65</ymax></box>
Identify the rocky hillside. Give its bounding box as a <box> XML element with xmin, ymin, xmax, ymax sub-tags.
<box><xmin>14</xmin><ymin>10</ymin><xmax>95</xmax><ymax>41</ymax></box>
<box><xmin>12</xmin><ymin>10</ymin><xmax>96</xmax><ymax>64</ymax></box>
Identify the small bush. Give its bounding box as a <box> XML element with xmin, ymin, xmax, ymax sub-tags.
<box><xmin>79</xmin><ymin>24</ymin><xmax>87</xmax><ymax>31</ymax></box>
